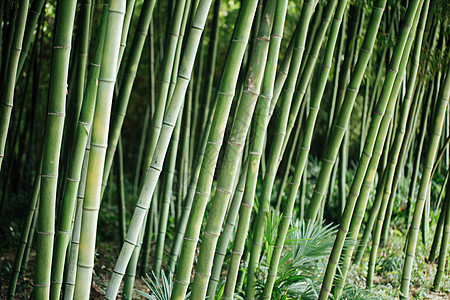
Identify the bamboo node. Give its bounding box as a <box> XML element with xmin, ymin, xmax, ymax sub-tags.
<box><xmin>77</xmin><ymin>262</ymin><xmax>94</xmax><ymax>269</ymax></box>
<box><xmin>195</xmin><ymin>271</ymin><xmax>210</xmax><ymax>278</ymax></box>
<box><xmin>335</xmin><ymin>124</ymin><xmax>346</xmax><ymax>131</ymax></box>
<box><xmin>124</xmin><ymin>238</ymin><xmax>137</xmax><ymax>246</ymax></box>
<box><xmin>90</xmin><ymin>142</ymin><xmax>107</xmax><ymax>149</ymax></box>
<box><xmin>36</xmin><ymin>230</ymin><xmax>54</xmax><ymax>235</ymax></box>
<box><xmin>204</xmin><ymin>231</ymin><xmax>219</xmax><ymax>237</ymax></box>
<box><xmin>313</xmin><ymin>190</ymin><xmax>324</xmax><ymax>196</ymax></box>
<box><xmin>249</xmin><ymin>151</ymin><xmax>262</xmax><ymax>155</ymax></box>
<box><xmin>29</xmin><ymin>9</ymin><xmax>41</xmax><ymax>15</ymax></box>
<box><xmin>33</xmin><ymin>283</ymin><xmax>51</xmax><ymax>287</ymax></box>
<box><xmin>243</xmin><ymin>89</ymin><xmax>259</xmax><ymax>96</ymax></box>
<box><xmin>98</xmin><ymin>78</ymin><xmax>115</xmax><ymax>83</ymax></box>
<box><xmin>51</xmin><ymin>280</ymin><xmax>63</xmax><ymax>284</ymax></box>
<box><xmin>109</xmin><ymin>9</ymin><xmax>125</xmax><ymax>15</ymax></box>
<box><xmin>242</xmin><ymin>202</ymin><xmax>252</xmax><ymax>207</ymax></box>
<box><xmin>338</xmin><ymin>227</ymin><xmax>348</xmax><ymax>234</ymax></box>
<box><xmin>40</xmin><ymin>174</ymin><xmax>57</xmax><ymax>178</ymax></box>
<box><xmin>48</xmin><ymin>112</ymin><xmax>65</xmax><ymax>117</ymax></box>
<box><xmin>218</xmin><ymin>91</ymin><xmax>234</xmax><ymax>97</ymax></box>
<box><xmin>54</xmin><ymin>45</ymin><xmax>71</xmax><ymax>49</ymax></box>
<box><xmin>329</xmin><ymin>258</ymin><xmax>338</xmax><ymax>265</ymax></box>
<box><xmin>195</xmin><ymin>190</ymin><xmax>209</xmax><ymax>197</ymax></box>
<box><xmin>178</xmin><ymin>74</ymin><xmax>190</xmax><ymax>81</ymax></box>
<box><xmin>174</xmin><ymin>278</ymin><xmax>189</xmax><ymax>285</ymax></box>
<box><xmin>256</xmin><ymin>37</ymin><xmax>270</xmax><ymax>42</ymax></box>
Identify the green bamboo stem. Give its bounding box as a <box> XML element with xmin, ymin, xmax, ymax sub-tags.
<box><xmin>366</xmin><ymin>6</ymin><xmax>426</xmax><ymax>288</ymax></box>
<box><xmin>154</xmin><ymin>108</ymin><xmax>183</xmax><ymax>274</ymax></box>
<box><xmin>282</xmin><ymin>0</ymin><xmax>343</xmax><ymax>156</ymax></box>
<box><xmin>117</xmin><ymin>137</ymin><xmax>126</xmax><ymax>242</ymax></box>
<box><xmin>122</xmin><ymin>213</ymin><xmax>148</xmax><ymax>299</ymax></box>
<box><xmin>317</xmin><ymin>0</ymin><xmax>397</xmax><ymax>296</ymax></box>
<box><xmin>105</xmin><ymin>0</ymin><xmax>212</xmax><ymax>297</ymax></box>
<box><xmin>406</xmin><ymin>83</ymin><xmax>434</xmax><ymax>227</ymax></box>
<box><xmin>16</xmin><ymin>0</ymin><xmax>46</xmax><ymax>79</ymax></box>
<box><xmin>335</xmin><ymin>2</ymin><xmax>428</xmax><ymax>291</ymax></box>
<box><xmin>171</xmin><ymin>0</ymin><xmax>261</xmax><ymax>298</ymax></box>
<box><xmin>433</xmin><ymin>179</ymin><xmax>450</xmax><ymax>290</ymax></box>
<box><xmin>73</xmin><ymin>1</ymin><xmax>125</xmax><ymax>297</ymax></box>
<box><xmin>8</xmin><ymin>168</ymin><xmax>41</xmax><ymax>299</ymax></box>
<box><xmin>63</xmin><ymin>133</ymin><xmax>91</xmax><ymax>300</ymax></box>
<box><xmin>167</xmin><ymin>99</ymin><xmax>215</xmax><ymax>273</ymax></box>
<box><xmin>263</xmin><ymin>0</ymin><xmax>347</xmax><ymax>297</ymax></box>
<box><xmin>429</xmin><ymin>185</ymin><xmax>448</xmax><ymax>262</ymax></box>
<box><xmin>0</xmin><ymin>0</ymin><xmax>28</xmax><ymax>172</ymax></box>
<box><xmin>206</xmin><ymin>158</ymin><xmax>248</xmax><ymax>298</ymax></box>
<box><xmin>199</xmin><ymin>0</ymin><xmax>221</xmax><ymax>135</ymax></box>
<box><xmin>400</xmin><ymin>69</ymin><xmax>450</xmax><ymax>299</ymax></box>
<box><xmin>246</xmin><ymin>1</ymin><xmax>318</xmax><ymax>297</ymax></box>
<box><xmin>117</xmin><ymin>0</ymin><xmax>138</xmax><ymax>68</ymax></box>
<box><xmin>49</xmin><ymin>3</ymin><xmax>107</xmax><ymax>299</ymax></box>
<box><xmin>275</xmin><ymin>105</ymin><xmax>304</xmax><ymax>212</ymax></box>
<box><xmin>61</xmin><ymin>0</ymin><xmax>92</xmax><ymax>189</ymax></box>
<box><xmin>189</xmin><ymin>35</ymin><xmax>203</xmax><ymax>162</ymax></box>
<box><xmin>32</xmin><ymin>0</ymin><xmax>77</xmax><ymax>297</ymax></box>
<box><xmin>191</xmin><ymin>0</ymin><xmax>277</xmax><ymax>293</ymax></box>
<box><xmin>380</xmin><ymin>7</ymin><xmax>430</xmax><ymax>244</ymax></box>
<box><xmin>268</xmin><ymin>5</ymin><xmax>318</xmax><ymax>119</ymax></box>
<box><xmin>353</xmin><ymin>82</ymin><xmax>423</xmax><ymax>267</ymax></box>
<box><xmin>305</xmin><ymin>0</ymin><xmax>416</xmax><ymax>222</ymax></box>
<box><xmin>133</xmin><ymin>21</ymin><xmax>155</xmax><ymax>196</ymax></box>
<box><xmin>141</xmin><ymin>0</ymin><xmax>187</xmax><ymax>175</ymax></box>
<box><xmin>101</xmin><ymin>0</ymin><xmax>157</xmax><ymax>197</ymax></box>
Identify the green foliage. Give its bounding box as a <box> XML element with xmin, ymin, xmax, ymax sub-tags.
<box><xmin>137</xmin><ymin>270</ymin><xmax>190</xmax><ymax>300</ymax></box>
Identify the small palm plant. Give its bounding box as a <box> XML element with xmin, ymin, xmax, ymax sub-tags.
<box><xmin>137</xmin><ymin>270</ymin><xmax>189</xmax><ymax>300</ymax></box>
<box><xmin>255</xmin><ymin>219</ymin><xmax>340</xmax><ymax>299</ymax></box>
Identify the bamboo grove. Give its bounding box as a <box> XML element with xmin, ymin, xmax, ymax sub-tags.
<box><xmin>0</xmin><ymin>0</ymin><xmax>449</xmax><ymax>299</ymax></box>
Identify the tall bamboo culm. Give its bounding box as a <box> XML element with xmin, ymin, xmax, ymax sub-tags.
<box><xmin>33</xmin><ymin>0</ymin><xmax>77</xmax><ymax>298</ymax></box>
<box><xmin>73</xmin><ymin>1</ymin><xmax>125</xmax><ymax>298</ymax></box>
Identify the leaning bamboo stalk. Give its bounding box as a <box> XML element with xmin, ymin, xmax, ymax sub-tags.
<box><xmin>0</xmin><ymin>0</ymin><xmax>28</xmax><ymax>172</ymax></box>
<box><xmin>167</xmin><ymin>99</ymin><xmax>215</xmax><ymax>273</ymax></box>
<box><xmin>190</xmin><ymin>2</ymin><xmax>278</xmax><ymax>298</ymax></box>
<box><xmin>49</xmin><ymin>1</ymin><xmax>104</xmax><ymax>298</ymax></box>
<box><xmin>8</xmin><ymin>163</ymin><xmax>41</xmax><ymax>299</ymax></box>
<box><xmin>63</xmin><ymin>133</ymin><xmax>91</xmax><ymax>300</ymax></box>
<box><xmin>246</xmin><ymin>1</ymin><xmax>318</xmax><ymax>297</ymax></box>
<box><xmin>16</xmin><ymin>0</ymin><xmax>45</xmax><ymax>79</ymax></box>
<box><xmin>141</xmin><ymin>0</ymin><xmax>187</xmax><ymax>174</ymax></box>
<box><xmin>335</xmin><ymin>1</ymin><xmax>428</xmax><ymax>291</ymax></box>
<box><xmin>305</xmin><ymin>0</ymin><xmax>419</xmax><ymax>222</ymax></box>
<box><xmin>73</xmin><ymin>1</ymin><xmax>125</xmax><ymax>297</ymax></box>
<box><xmin>400</xmin><ymin>68</ymin><xmax>450</xmax><ymax>299</ymax></box>
<box><xmin>105</xmin><ymin>1</ymin><xmax>213</xmax><ymax>297</ymax></box>
<box><xmin>101</xmin><ymin>0</ymin><xmax>157</xmax><ymax>197</ymax></box>
<box><xmin>263</xmin><ymin>0</ymin><xmax>347</xmax><ymax>297</ymax></box>
<box><xmin>206</xmin><ymin>159</ymin><xmax>248</xmax><ymax>297</ymax></box>
<box><xmin>320</xmin><ymin>0</ymin><xmax>423</xmax><ymax>295</ymax></box>
<box><xmin>154</xmin><ymin>108</ymin><xmax>183</xmax><ymax>274</ymax></box>
<box><xmin>366</xmin><ymin>3</ymin><xmax>426</xmax><ymax>287</ymax></box>
<box><xmin>433</xmin><ymin>177</ymin><xmax>450</xmax><ymax>290</ymax></box>
<box><xmin>33</xmin><ymin>0</ymin><xmax>77</xmax><ymax>297</ymax></box>
<box><xmin>171</xmin><ymin>0</ymin><xmax>260</xmax><ymax>298</ymax></box>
